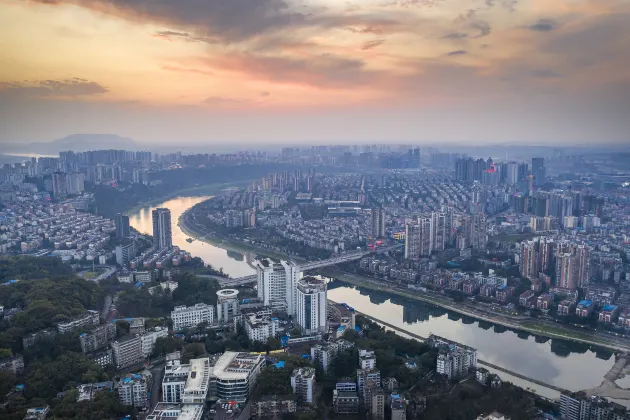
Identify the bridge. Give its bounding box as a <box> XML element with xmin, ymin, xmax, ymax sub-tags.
<box><xmin>218</xmin><ymin>244</ymin><xmax>402</xmax><ymax>287</ymax></box>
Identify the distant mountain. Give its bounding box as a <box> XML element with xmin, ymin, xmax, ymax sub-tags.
<box><xmin>0</xmin><ymin>134</ymin><xmax>138</xmax><ymax>155</ymax></box>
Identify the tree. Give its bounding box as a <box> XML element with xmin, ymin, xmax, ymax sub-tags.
<box><xmin>182</xmin><ymin>343</ymin><xmax>206</xmax><ymax>363</ymax></box>
<box><xmin>152</xmin><ymin>336</ymin><xmax>183</xmax><ymax>357</ymax></box>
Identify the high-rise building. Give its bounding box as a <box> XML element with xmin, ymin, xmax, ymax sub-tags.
<box><xmin>532</xmin><ymin>157</ymin><xmax>546</xmax><ymax>187</ymax></box>
<box><xmin>560</xmin><ymin>392</ymin><xmax>630</xmax><ymax>420</ymax></box>
<box><xmin>66</xmin><ymin>172</ymin><xmax>85</xmax><ymax>195</ymax></box>
<box><xmin>171</xmin><ymin>304</ymin><xmax>214</xmax><ymax>331</ymax></box>
<box><xmin>431</xmin><ymin>212</ymin><xmax>446</xmax><ymax>252</ymax></box>
<box><xmin>296</xmin><ymin>277</ymin><xmax>327</xmax><ymax>335</ymax></box>
<box><xmin>371</xmin><ymin>207</ymin><xmax>386</xmax><ymax>238</ymax></box>
<box><xmin>52</xmin><ymin>172</ymin><xmax>67</xmax><ymax>199</ymax></box>
<box><xmin>152</xmin><ymin>208</ymin><xmax>172</xmax><ymax>249</ymax></box>
<box><xmin>469</xmin><ymin>213</ymin><xmax>488</xmax><ymax>251</ymax></box>
<box><xmin>519</xmin><ymin>237</ymin><xmax>554</xmax><ymax>280</ymax></box>
<box><xmin>210</xmin><ymin>352</ymin><xmax>265</xmax><ymax>403</ymax></box>
<box><xmin>430</xmin><ymin>335</ymin><xmax>477</xmax><ymax>380</ymax></box>
<box><xmin>116</xmin><ymin>213</ymin><xmax>130</xmax><ymax>238</ymax></box>
<box><xmin>140</xmin><ymin>327</ymin><xmax>168</xmax><ymax>358</ymax></box>
<box><xmin>505</xmin><ymin>162</ymin><xmax>519</xmax><ymax>185</ymax></box>
<box><xmin>162</xmin><ymin>359</ymin><xmax>190</xmax><ymax>404</ymax></box>
<box><xmin>254</xmin><ymin>258</ymin><xmax>300</xmax><ymax>315</ymax></box>
<box><xmin>556</xmin><ymin>242</ymin><xmax>590</xmax><ymax>290</ymax></box>
<box><xmin>404</xmin><ymin>217</ymin><xmax>432</xmax><ymax>259</ymax></box>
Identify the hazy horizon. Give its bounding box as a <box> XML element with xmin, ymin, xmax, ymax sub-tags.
<box><xmin>1</xmin><ymin>0</ymin><xmax>629</xmax><ymax>145</ymax></box>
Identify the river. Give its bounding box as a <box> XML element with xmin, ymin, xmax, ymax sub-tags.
<box><xmin>128</xmin><ymin>195</ymin><xmax>622</xmax><ymax>400</ymax></box>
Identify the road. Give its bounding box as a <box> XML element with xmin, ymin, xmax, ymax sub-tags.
<box><xmin>150</xmin><ymin>363</ymin><xmax>165</xmax><ymax>409</ymax></box>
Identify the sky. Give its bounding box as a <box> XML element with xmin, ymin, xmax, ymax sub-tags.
<box><xmin>0</xmin><ymin>0</ymin><xmax>629</xmax><ymax>146</ymax></box>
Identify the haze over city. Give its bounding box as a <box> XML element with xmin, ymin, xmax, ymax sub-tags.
<box><xmin>1</xmin><ymin>0</ymin><xmax>629</xmax><ymax>145</ymax></box>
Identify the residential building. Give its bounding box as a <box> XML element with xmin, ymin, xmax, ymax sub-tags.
<box><xmin>117</xmin><ymin>373</ymin><xmax>149</xmax><ymax>408</ymax></box>
<box><xmin>336</xmin><ymin>379</ymin><xmax>357</xmax><ymax>392</ymax></box>
<box><xmin>90</xmin><ymin>348</ymin><xmax>113</xmax><ymax>368</ymax></box>
<box><xmin>244</xmin><ymin>313</ymin><xmax>279</xmax><ymax>342</ymax></box>
<box><xmin>52</xmin><ymin>172</ymin><xmax>67</xmax><ymax>199</ymax></box>
<box><xmin>291</xmin><ymin>367</ymin><xmax>315</xmax><ymax>404</ymax></box>
<box><xmin>141</xmin><ymin>327</ymin><xmax>168</xmax><ymax>358</ymax></box>
<box><xmin>0</xmin><ymin>354</ymin><xmax>24</xmax><ymax>375</ymax></box>
<box><xmin>254</xmin><ymin>258</ymin><xmax>300</xmax><ymax>315</ymax></box>
<box><xmin>24</xmin><ymin>406</ymin><xmax>50</xmax><ymax>420</ymax></box>
<box><xmin>152</xmin><ymin>208</ymin><xmax>172</xmax><ymax>249</ymax></box>
<box><xmin>211</xmin><ymin>352</ymin><xmax>265</xmax><ymax>403</ymax></box>
<box><xmin>576</xmin><ymin>300</ymin><xmax>594</xmax><ymax>317</ymax></box>
<box><xmin>477</xmin><ymin>413</ymin><xmax>510</xmax><ymax>420</ymax></box>
<box><xmin>216</xmin><ymin>289</ymin><xmax>240</xmax><ymax>324</ymax></box>
<box><xmin>162</xmin><ymin>359</ymin><xmax>190</xmax><ymax>403</ymax></box>
<box><xmin>599</xmin><ymin>305</ymin><xmax>620</xmax><ymax>323</ymax></box>
<box><xmin>79</xmin><ymin>322</ymin><xmax>116</xmax><ymax>353</ymax></box>
<box><xmin>560</xmin><ymin>392</ymin><xmax>630</xmax><ymax>420</ymax></box>
<box><xmin>556</xmin><ymin>242</ymin><xmax>590</xmax><ymax>290</ymax></box>
<box><xmin>405</xmin><ymin>217</ymin><xmax>432</xmax><ymax>259</ymax></box>
<box><xmin>111</xmin><ymin>335</ymin><xmax>143</xmax><ymax>370</ymax></box>
<box><xmin>372</xmin><ymin>207</ymin><xmax>386</xmax><ymax>238</ymax></box>
<box><xmin>370</xmin><ymin>389</ymin><xmax>386</xmax><ymax>419</ymax></box>
<box><xmin>252</xmin><ymin>396</ymin><xmax>297</xmax><ymax>419</ymax></box>
<box><xmin>311</xmin><ymin>340</ymin><xmax>354</xmax><ymax>373</ymax></box>
<box><xmin>295</xmin><ymin>276</ymin><xmax>327</xmax><ymax>334</ymax></box>
<box><xmin>357</xmin><ymin>368</ymin><xmax>381</xmax><ymax>395</ymax></box>
<box><xmin>56</xmin><ymin>310</ymin><xmax>99</xmax><ymax>334</ymax></box>
<box><xmin>115</xmin><ymin>213</ymin><xmax>130</xmax><ymax>238</ymax></box>
<box><xmin>116</xmin><ymin>241</ymin><xmax>136</xmax><ymax>267</ymax></box>
<box><xmin>171</xmin><ymin>304</ymin><xmax>214</xmax><ymax>331</ymax></box>
<box><xmin>430</xmin><ymin>335</ymin><xmax>477</xmax><ymax>379</ymax></box>
<box><xmin>469</xmin><ymin>213</ymin><xmax>488</xmax><ymax>251</ymax></box>
<box><xmin>359</xmin><ymin>349</ymin><xmax>376</xmax><ymax>370</ymax></box>
<box><xmin>518</xmin><ymin>290</ymin><xmax>536</xmax><ymax>307</ymax></box>
<box><xmin>391</xmin><ymin>394</ymin><xmax>407</xmax><ymax>420</ymax></box>
<box><xmin>333</xmin><ymin>390</ymin><xmax>360</xmax><ymax>414</ymax></box>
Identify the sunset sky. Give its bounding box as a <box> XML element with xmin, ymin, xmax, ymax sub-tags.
<box><xmin>0</xmin><ymin>0</ymin><xmax>628</xmax><ymax>145</ymax></box>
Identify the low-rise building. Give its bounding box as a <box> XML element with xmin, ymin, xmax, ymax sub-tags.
<box><xmin>252</xmin><ymin>395</ymin><xmax>297</xmax><ymax>419</ymax></box>
<box><xmin>0</xmin><ymin>354</ymin><xmax>24</xmax><ymax>375</ymax></box>
<box><xmin>599</xmin><ymin>305</ymin><xmax>620</xmax><ymax>323</ymax></box>
<box><xmin>291</xmin><ymin>367</ymin><xmax>315</xmax><ymax>404</ymax></box>
<box><xmin>141</xmin><ymin>327</ymin><xmax>168</xmax><ymax>358</ymax></box>
<box><xmin>332</xmin><ymin>390</ymin><xmax>359</xmax><ymax>414</ymax></box>
<box><xmin>79</xmin><ymin>322</ymin><xmax>116</xmax><ymax>353</ymax></box>
<box><xmin>146</xmin><ymin>403</ymin><xmax>204</xmax><ymax>420</ymax></box>
<box><xmin>311</xmin><ymin>339</ymin><xmax>354</xmax><ymax>372</ymax></box>
<box><xmin>391</xmin><ymin>394</ymin><xmax>407</xmax><ymax>420</ymax></box>
<box><xmin>495</xmin><ymin>286</ymin><xmax>515</xmax><ymax>303</ymax></box>
<box><xmin>56</xmin><ymin>310</ymin><xmax>100</xmax><ymax>334</ymax></box>
<box><xmin>171</xmin><ymin>304</ymin><xmax>214</xmax><ymax>331</ymax></box>
<box><xmin>336</xmin><ymin>378</ymin><xmax>357</xmax><ymax>392</ymax></box>
<box><xmin>430</xmin><ymin>335</ymin><xmax>477</xmax><ymax>380</ymax></box>
<box><xmin>23</xmin><ymin>406</ymin><xmax>50</xmax><ymax>420</ymax></box>
<box><xmin>359</xmin><ymin>349</ymin><xmax>376</xmax><ymax>370</ymax></box>
<box><xmin>357</xmin><ymin>368</ymin><xmax>381</xmax><ymax>395</ymax></box>
<box><xmin>117</xmin><ymin>373</ymin><xmax>150</xmax><ymax>408</ymax></box>
<box><xmin>111</xmin><ymin>335</ymin><xmax>143</xmax><ymax>370</ymax></box>
<box><xmin>536</xmin><ymin>293</ymin><xmax>553</xmax><ymax>310</ymax></box>
<box><xmin>210</xmin><ymin>352</ymin><xmax>265</xmax><ymax>403</ymax></box>
<box><xmin>244</xmin><ymin>313</ymin><xmax>279</xmax><ymax>343</ymax></box>
<box><xmin>576</xmin><ymin>300</ymin><xmax>595</xmax><ymax>317</ymax></box>
<box><xmin>90</xmin><ymin>348</ymin><xmax>113</xmax><ymax>368</ymax></box>
<box><xmin>518</xmin><ymin>290</ymin><xmax>536</xmax><ymax>307</ymax></box>
<box><xmin>77</xmin><ymin>381</ymin><xmax>113</xmax><ymax>402</ymax></box>
<box><xmin>557</xmin><ymin>299</ymin><xmax>577</xmax><ymax>316</ymax></box>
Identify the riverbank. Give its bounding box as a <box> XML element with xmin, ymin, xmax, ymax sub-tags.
<box><xmin>330</xmin><ymin>273</ymin><xmax>630</xmax><ymax>353</ymax></box>
<box><xmin>123</xmin><ymin>180</ymin><xmax>252</xmax><ymax>216</ymax></box>
<box><xmin>178</xmin><ymin>205</ymin><xmax>307</xmax><ymax>264</ymax></box>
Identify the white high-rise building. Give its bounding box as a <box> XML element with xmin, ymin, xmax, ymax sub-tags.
<box><xmin>244</xmin><ymin>313</ymin><xmax>279</xmax><ymax>342</ymax></box>
<box><xmin>404</xmin><ymin>217</ymin><xmax>432</xmax><ymax>259</ymax></box>
<box><xmin>295</xmin><ymin>277</ymin><xmax>327</xmax><ymax>335</ymax></box>
<box><xmin>117</xmin><ymin>373</ymin><xmax>149</xmax><ymax>408</ymax></box>
<box><xmin>291</xmin><ymin>367</ymin><xmax>315</xmax><ymax>404</ymax></box>
<box><xmin>216</xmin><ymin>289</ymin><xmax>240</xmax><ymax>324</ymax></box>
<box><xmin>171</xmin><ymin>304</ymin><xmax>214</xmax><ymax>331</ymax></box>
<box><xmin>140</xmin><ymin>327</ymin><xmax>168</xmax><ymax>358</ymax></box>
<box><xmin>431</xmin><ymin>212</ymin><xmax>446</xmax><ymax>252</ymax></box>
<box><xmin>152</xmin><ymin>208</ymin><xmax>172</xmax><ymax>249</ymax></box>
<box><xmin>254</xmin><ymin>258</ymin><xmax>300</xmax><ymax>315</ymax></box>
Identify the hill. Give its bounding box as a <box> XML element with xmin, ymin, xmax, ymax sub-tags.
<box><xmin>0</xmin><ymin>134</ymin><xmax>137</xmax><ymax>154</ymax></box>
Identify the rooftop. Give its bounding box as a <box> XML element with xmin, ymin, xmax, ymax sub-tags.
<box><xmin>183</xmin><ymin>358</ymin><xmax>211</xmax><ymax>394</ymax></box>
<box><xmin>213</xmin><ymin>352</ymin><xmax>264</xmax><ymax>381</ymax></box>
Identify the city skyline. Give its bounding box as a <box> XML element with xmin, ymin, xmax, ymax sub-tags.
<box><xmin>0</xmin><ymin>0</ymin><xmax>629</xmax><ymax>145</ymax></box>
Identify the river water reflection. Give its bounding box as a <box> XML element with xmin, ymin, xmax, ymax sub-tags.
<box><xmin>128</xmin><ymin>196</ymin><xmax>615</xmax><ymax>396</ymax></box>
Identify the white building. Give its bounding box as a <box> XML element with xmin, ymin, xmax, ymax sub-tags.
<box><xmin>244</xmin><ymin>313</ymin><xmax>279</xmax><ymax>342</ymax></box>
<box><xmin>216</xmin><ymin>289</ymin><xmax>240</xmax><ymax>324</ymax></box>
<box><xmin>56</xmin><ymin>310</ymin><xmax>100</xmax><ymax>334</ymax></box>
<box><xmin>162</xmin><ymin>360</ymin><xmax>190</xmax><ymax>404</ymax></box>
<box><xmin>116</xmin><ymin>242</ymin><xmax>136</xmax><ymax>267</ymax></box>
<box><xmin>311</xmin><ymin>340</ymin><xmax>354</xmax><ymax>373</ymax></box>
<box><xmin>141</xmin><ymin>327</ymin><xmax>168</xmax><ymax>358</ymax></box>
<box><xmin>357</xmin><ymin>368</ymin><xmax>381</xmax><ymax>395</ymax></box>
<box><xmin>117</xmin><ymin>373</ymin><xmax>149</xmax><ymax>408</ymax></box>
<box><xmin>112</xmin><ymin>335</ymin><xmax>143</xmax><ymax>370</ymax></box>
<box><xmin>295</xmin><ymin>277</ymin><xmax>327</xmax><ymax>334</ymax></box>
<box><xmin>181</xmin><ymin>358</ymin><xmax>213</xmax><ymax>405</ymax></box>
<box><xmin>359</xmin><ymin>349</ymin><xmax>376</xmax><ymax>370</ymax></box>
<box><xmin>291</xmin><ymin>367</ymin><xmax>315</xmax><ymax>404</ymax></box>
<box><xmin>430</xmin><ymin>335</ymin><xmax>477</xmax><ymax>380</ymax></box>
<box><xmin>254</xmin><ymin>258</ymin><xmax>300</xmax><ymax>315</ymax></box>
<box><xmin>147</xmin><ymin>403</ymin><xmax>203</xmax><ymax>420</ymax></box>
<box><xmin>171</xmin><ymin>303</ymin><xmax>214</xmax><ymax>331</ymax></box>
<box><xmin>212</xmin><ymin>352</ymin><xmax>265</xmax><ymax>403</ymax></box>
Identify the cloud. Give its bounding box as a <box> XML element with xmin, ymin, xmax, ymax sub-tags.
<box><xmin>261</xmin><ymin>91</ymin><xmax>271</xmax><ymax>97</ymax></box>
<box><xmin>447</xmin><ymin>50</ymin><xmax>467</xmax><ymax>56</ymax></box>
<box><xmin>0</xmin><ymin>79</ymin><xmax>108</xmax><ymax>99</ymax></box>
<box><xmin>502</xmin><ymin>0</ymin><xmax>518</xmax><ymax>12</ymax></box>
<box><xmin>161</xmin><ymin>65</ymin><xmax>215</xmax><ymax>76</ymax></box>
<box><xmin>153</xmin><ymin>31</ymin><xmax>217</xmax><ymax>44</ymax></box>
<box><xmin>443</xmin><ymin>33</ymin><xmax>468</xmax><ymax>40</ymax></box>
<box><xmin>531</xmin><ymin>69</ymin><xmax>563</xmax><ymax>79</ymax></box>
<box><xmin>470</xmin><ymin>21</ymin><xmax>492</xmax><ymax>38</ymax></box>
<box><xmin>527</xmin><ymin>19</ymin><xmax>558</xmax><ymax>32</ymax></box>
<box><xmin>360</xmin><ymin>39</ymin><xmax>386</xmax><ymax>51</ymax></box>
